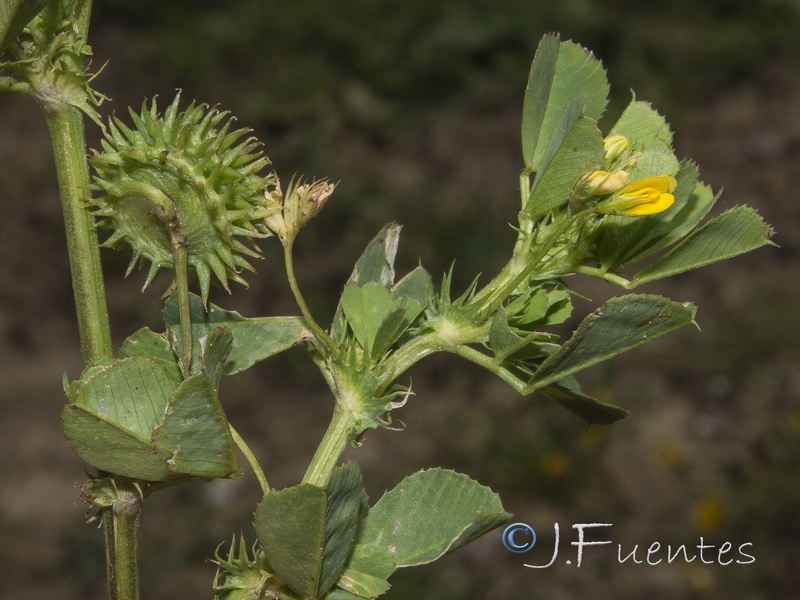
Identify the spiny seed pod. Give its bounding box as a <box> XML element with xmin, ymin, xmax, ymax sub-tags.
<box><xmin>90</xmin><ymin>93</ymin><xmax>277</xmax><ymax>302</ymax></box>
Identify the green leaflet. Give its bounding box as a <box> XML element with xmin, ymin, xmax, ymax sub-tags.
<box><xmin>631</xmin><ymin>207</ymin><xmax>774</xmax><ymax>286</ymax></box>
<box><xmin>255</xmin><ymin>484</ymin><xmax>327</xmax><ymax>599</ymax></box>
<box><xmin>330</xmin><ymin>469</ymin><xmax>508</xmax><ymax>598</ymax></box>
<box><xmin>355</xmin><ymin>469</ymin><xmax>509</xmax><ymax>567</ymax></box>
<box><xmin>340</xmin><ymin>281</ymin><xmax>424</xmax><ymax>362</ymax></box>
<box><xmin>484</xmin><ymin>313</ymin><xmax>628</xmax><ymax>424</ymax></box>
<box><xmin>331</xmin><ymin>223</ymin><xmax>402</xmax><ymax>345</ymax></box>
<box><xmin>119</xmin><ymin>327</ymin><xmax>182</xmax><ymax>382</ymax></box>
<box><xmin>528</xmin><ymin>295</ymin><xmax>697</xmax><ymax>390</ymax></box>
<box><xmin>334</xmin><ymin>544</ymin><xmax>394</xmax><ymax>599</ymax></box>
<box><xmin>521</xmin><ymin>34</ymin><xmax>609</xmax><ymax>173</ymax></box>
<box><xmin>70</xmin><ymin>356</ymin><xmax>176</xmax><ymax>440</ymax></box>
<box><xmin>524</xmin><ymin>112</ymin><xmax>605</xmax><ymax>221</ymax></box>
<box><xmin>61</xmin><ymin>405</ymin><xmax>174</xmax><ymax>481</ymax></box>
<box><xmin>609</xmin><ymin>99</ymin><xmax>673</xmax><ymax>153</ymax></box>
<box><xmin>164</xmin><ymin>293</ymin><xmax>311</xmax><ymax>375</ymax></box>
<box><xmin>625</xmin><ymin>148</ymin><xmax>680</xmax><ymax>182</ymax></box>
<box><xmin>333</xmin><ymin>224</ymin><xmax>433</xmax><ymax>354</ymax></box>
<box><xmin>151</xmin><ymin>372</ymin><xmax>240</xmax><ymax>479</ymax></box>
<box><xmin>254</xmin><ymin>463</ymin><xmax>367</xmax><ymax>600</ymax></box>
<box><xmin>539</xmin><ymin>378</ymin><xmax>629</xmax><ymax>425</ymax></box>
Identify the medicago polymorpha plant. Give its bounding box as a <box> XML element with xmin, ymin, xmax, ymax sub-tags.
<box><xmin>0</xmin><ymin>3</ymin><xmax>773</xmax><ymax>599</ymax></box>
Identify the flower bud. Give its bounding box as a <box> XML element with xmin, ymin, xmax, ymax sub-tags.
<box><xmin>582</xmin><ymin>170</ymin><xmax>630</xmax><ymax>196</ymax></box>
<box><xmin>603</xmin><ymin>135</ymin><xmax>629</xmax><ymax>161</ymax></box>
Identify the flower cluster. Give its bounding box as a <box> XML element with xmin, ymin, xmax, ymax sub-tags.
<box><xmin>572</xmin><ymin>135</ymin><xmax>676</xmax><ymax>217</ymax></box>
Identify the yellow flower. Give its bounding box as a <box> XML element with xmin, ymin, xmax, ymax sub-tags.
<box><xmin>596</xmin><ymin>175</ymin><xmax>677</xmax><ymax>216</ymax></box>
<box><xmin>603</xmin><ymin>134</ymin><xmax>629</xmax><ymax>161</ymax></box>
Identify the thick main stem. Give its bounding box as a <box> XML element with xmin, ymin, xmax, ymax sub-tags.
<box><xmin>44</xmin><ymin>106</ymin><xmax>113</xmax><ymax>363</ymax></box>
<box><xmin>103</xmin><ymin>483</ymin><xmax>141</xmax><ymax>600</ymax></box>
<box><xmin>302</xmin><ymin>405</ymin><xmax>354</xmax><ymax>487</ymax></box>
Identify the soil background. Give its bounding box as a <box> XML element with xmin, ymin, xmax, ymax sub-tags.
<box><xmin>1</xmin><ymin>2</ymin><xmax>799</xmax><ymax>599</ymax></box>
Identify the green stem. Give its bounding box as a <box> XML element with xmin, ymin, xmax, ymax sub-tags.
<box><xmin>283</xmin><ymin>240</ymin><xmax>337</xmax><ymax>354</ymax></box>
<box><xmin>574</xmin><ymin>265</ymin><xmax>634</xmax><ymax>289</ymax></box>
<box><xmin>43</xmin><ymin>105</ymin><xmax>113</xmax><ymax>363</ymax></box>
<box><xmin>103</xmin><ymin>482</ymin><xmax>141</xmax><ymax>600</ymax></box>
<box><xmin>448</xmin><ymin>345</ymin><xmax>527</xmax><ymax>394</ymax></box>
<box><xmin>172</xmin><ymin>242</ymin><xmax>193</xmax><ymax>376</ymax></box>
<box><xmin>302</xmin><ymin>405</ymin><xmax>354</xmax><ymax>487</ymax></box>
<box><xmin>230</xmin><ymin>425</ymin><xmax>270</xmax><ymax>495</ymax></box>
<box><xmin>476</xmin><ymin>215</ymin><xmax>576</xmax><ymax>317</ymax></box>
<box><xmin>375</xmin><ymin>332</ymin><xmax>442</xmax><ymax>384</ymax></box>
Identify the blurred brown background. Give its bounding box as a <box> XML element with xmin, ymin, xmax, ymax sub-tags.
<box><xmin>1</xmin><ymin>1</ymin><xmax>798</xmax><ymax>598</ymax></box>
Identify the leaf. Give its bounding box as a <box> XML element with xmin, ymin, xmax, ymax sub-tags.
<box><xmin>61</xmin><ymin>406</ymin><xmax>173</xmax><ymax>481</ymax></box>
<box><xmin>528</xmin><ymin>295</ymin><xmax>697</xmax><ymax>390</ymax></box>
<box><xmin>335</xmin><ymin>544</ymin><xmax>394</xmax><ymax>599</ymax></box>
<box><xmin>255</xmin><ymin>483</ymin><xmax>328</xmax><ymax>600</ymax></box>
<box><xmin>341</xmin><ymin>282</ymin><xmax>422</xmax><ymax>361</ymax></box>
<box><xmin>164</xmin><ymin>294</ymin><xmax>310</xmax><ymax>375</ymax></box>
<box><xmin>488</xmin><ymin>310</ymin><xmax>524</xmax><ymax>357</ymax></box>
<box><xmin>255</xmin><ymin>464</ymin><xmax>368</xmax><ymax>600</ymax></box>
<box><xmin>507</xmin><ymin>288</ymin><xmax>550</xmax><ymax>325</ymax></box>
<box><xmin>331</xmin><ymin>224</ymin><xmax>402</xmax><ymax>344</ymax></box>
<box><xmin>524</xmin><ymin>113</ymin><xmax>605</xmax><ymax>220</ymax></box>
<box><xmin>391</xmin><ymin>266</ymin><xmax>433</xmax><ymax>310</ymax></box>
<box><xmin>609</xmin><ymin>99</ymin><xmax>673</xmax><ymax>152</ymax></box>
<box><xmin>631</xmin><ymin>207</ymin><xmax>774</xmax><ymax>286</ymax></box>
<box><xmin>625</xmin><ymin>149</ymin><xmax>680</xmax><ymax>182</ymax></box>
<box><xmin>340</xmin><ymin>282</ymin><xmax>396</xmax><ymax>353</ymax></box>
<box><xmin>152</xmin><ymin>373</ymin><xmax>240</xmax><ymax>479</ymax></box>
<box><xmin>357</xmin><ymin>469</ymin><xmax>510</xmax><ymax>568</ymax></box>
<box><xmin>0</xmin><ymin>0</ymin><xmax>46</xmax><ymax>53</ymax></box>
<box><xmin>118</xmin><ymin>328</ymin><xmax>182</xmax><ymax>383</ymax></box>
<box><xmin>539</xmin><ymin>378</ymin><xmax>629</xmax><ymax>424</ymax></box>
<box><xmin>320</xmin><ymin>464</ymin><xmax>369</xmax><ymax>597</ymax></box>
<box><xmin>348</xmin><ymin>223</ymin><xmax>402</xmax><ymax>287</ymax></box>
<box><xmin>62</xmin><ymin>346</ymin><xmax>239</xmax><ymax>481</ymax></box>
<box><xmin>522</xmin><ymin>34</ymin><xmax>609</xmax><ymax>172</ymax></box>
<box><xmin>199</xmin><ymin>327</ymin><xmax>233</xmax><ymax>389</ymax></box>
<box><xmin>71</xmin><ymin>357</ymin><xmax>175</xmax><ymax>440</ymax></box>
